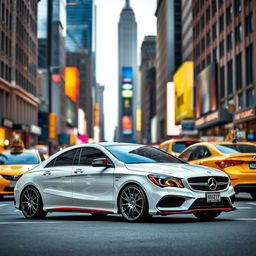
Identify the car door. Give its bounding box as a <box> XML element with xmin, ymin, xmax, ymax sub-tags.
<box><xmin>36</xmin><ymin>148</ymin><xmax>79</xmax><ymax>209</ymax></box>
<box><xmin>72</xmin><ymin>146</ymin><xmax>114</xmax><ymax>211</ymax></box>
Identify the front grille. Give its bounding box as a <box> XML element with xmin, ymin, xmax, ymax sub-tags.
<box><xmin>187</xmin><ymin>176</ymin><xmax>229</xmax><ymax>191</ymax></box>
<box><xmin>157</xmin><ymin>196</ymin><xmax>185</xmax><ymax>208</ymax></box>
<box><xmin>4</xmin><ymin>187</ymin><xmax>14</xmax><ymax>192</ymax></box>
<box><xmin>1</xmin><ymin>175</ymin><xmax>18</xmax><ymax>181</ymax></box>
<box><xmin>189</xmin><ymin>198</ymin><xmax>231</xmax><ymax>210</ymax></box>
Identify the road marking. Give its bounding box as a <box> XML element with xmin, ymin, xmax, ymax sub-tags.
<box><xmin>247</xmin><ymin>202</ymin><xmax>256</xmax><ymax>206</ymax></box>
<box><xmin>0</xmin><ymin>204</ymin><xmax>8</xmax><ymax>207</ymax></box>
<box><xmin>236</xmin><ymin>206</ymin><xmax>252</xmax><ymax>209</ymax></box>
<box><xmin>228</xmin><ymin>218</ymin><xmax>256</xmax><ymax>221</ymax></box>
<box><xmin>0</xmin><ymin>222</ymin><xmax>66</xmax><ymax>225</ymax></box>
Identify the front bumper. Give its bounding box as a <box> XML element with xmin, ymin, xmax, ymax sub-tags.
<box><xmin>0</xmin><ymin>178</ymin><xmax>16</xmax><ymax>195</ymax></box>
<box><xmin>146</xmin><ymin>183</ymin><xmax>236</xmax><ymax>215</ymax></box>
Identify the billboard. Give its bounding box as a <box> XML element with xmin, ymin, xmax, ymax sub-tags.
<box><xmin>166</xmin><ymin>82</ymin><xmax>181</xmax><ymax>136</ymax></box>
<box><xmin>122</xmin><ymin>67</ymin><xmax>133</xmax><ymax>82</ymax></box>
<box><xmin>66</xmin><ymin>97</ymin><xmax>77</xmax><ymax>127</ymax></box>
<box><xmin>64</xmin><ymin>67</ymin><xmax>79</xmax><ymax>103</ymax></box>
<box><xmin>173</xmin><ymin>62</ymin><xmax>194</xmax><ymax>124</ymax></box>
<box><xmin>122</xmin><ymin>116</ymin><xmax>133</xmax><ymax>135</ymax></box>
<box><xmin>195</xmin><ymin>64</ymin><xmax>217</xmax><ymax>118</ymax></box>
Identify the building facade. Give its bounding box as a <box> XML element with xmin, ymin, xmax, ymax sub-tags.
<box><xmin>95</xmin><ymin>83</ymin><xmax>105</xmax><ymax>142</ymax></box>
<box><xmin>118</xmin><ymin>0</ymin><xmax>138</xmax><ymax>142</ymax></box>
<box><xmin>66</xmin><ymin>0</ymin><xmax>96</xmax><ymax>140</ymax></box>
<box><xmin>0</xmin><ymin>0</ymin><xmax>41</xmax><ymax>149</ymax></box>
<box><xmin>140</xmin><ymin>36</ymin><xmax>156</xmax><ymax>144</ymax></box>
<box><xmin>193</xmin><ymin>0</ymin><xmax>256</xmax><ymax>141</ymax></box>
<box><xmin>155</xmin><ymin>0</ymin><xmax>182</xmax><ymax>142</ymax></box>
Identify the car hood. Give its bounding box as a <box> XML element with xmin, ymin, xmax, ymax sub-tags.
<box><xmin>125</xmin><ymin>163</ymin><xmax>227</xmax><ymax>179</ymax></box>
<box><xmin>0</xmin><ymin>165</ymin><xmax>37</xmax><ymax>175</ymax></box>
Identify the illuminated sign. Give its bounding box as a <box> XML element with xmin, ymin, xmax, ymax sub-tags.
<box><xmin>49</xmin><ymin>113</ymin><xmax>57</xmax><ymax>139</ymax></box>
<box><xmin>66</xmin><ymin>97</ymin><xmax>77</xmax><ymax>127</ymax></box>
<box><xmin>173</xmin><ymin>62</ymin><xmax>194</xmax><ymax>124</ymax></box>
<box><xmin>234</xmin><ymin>108</ymin><xmax>255</xmax><ymax>123</ymax></box>
<box><xmin>136</xmin><ymin>109</ymin><xmax>141</xmax><ymax>132</ymax></box>
<box><xmin>64</xmin><ymin>67</ymin><xmax>79</xmax><ymax>103</ymax></box>
<box><xmin>122</xmin><ymin>67</ymin><xmax>133</xmax><ymax>82</ymax></box>
<box><xmin>122</xmin><ymin>90</ymin><xmax>133</xmax><ymax>98</ymax></box>
<box><xmin>122</xmin><ymin>83</ymin><xmax>133</xmax><ymax>90</ymax></box>
<box><xmin>93</xmin><ymin>104</ymin><xmax>100</xmax><ymax>126</ymax></box>
<box><xmin>122</xmin><ymin>116</ymin><xmax>132</xmax><ymax>135</ymax></box>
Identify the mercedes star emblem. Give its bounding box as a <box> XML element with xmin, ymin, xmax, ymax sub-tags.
<box><xmin>208</xmin><ymin>177</ymin><xmax>217</xmax><ymax>191</ymax></box>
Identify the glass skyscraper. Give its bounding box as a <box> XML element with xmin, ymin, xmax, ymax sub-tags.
<box><xmin>66</xmin><ymin>0</ymin><xmax>94</xmax><ymax>53</ymax></box>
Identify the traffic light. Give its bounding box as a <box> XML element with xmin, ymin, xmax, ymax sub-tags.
<box><xmin>49</xmin><ymin>113</ymin><xmax>57</xmax><ymax>139</ymax></box>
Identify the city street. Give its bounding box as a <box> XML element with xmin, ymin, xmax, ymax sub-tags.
<box><xmin>0</xmin><ymin>193</ymin><xmax>256</xmax><ymax>256</ymax></box>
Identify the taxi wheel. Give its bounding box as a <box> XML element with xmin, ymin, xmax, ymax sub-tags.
<box><xmin>20</xmin><ymin>186</ymin><xmax>47</xmax><ymax>219</ymax></box>
<box><xmin>193</xmin><ymin>211</ymin><xmax>221</xmax><ymax>220</ymax></box>
<box><xmin>250</xmin><ymin>192</ymin><xmax>256</xmax><ymax>200</ymax></box>
<box><xmin>0</xmin><ymin>195</ymin><xmax>3</xmax><ymax>201</ymax></box>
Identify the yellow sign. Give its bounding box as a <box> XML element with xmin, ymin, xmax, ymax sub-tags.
<box><xmin>173</xmin><ymin>62</ymin><xmax>194</xmax><ymax>124</ymax></box>
<box><xmin>49</xmin><ymin>113</ymin><xmax>57</xmax><ymax>139</ymax></box>
<box><xmin>136</xmin><ymin>109</ymin><xmax>141</xmax><ymax>132</ymax></box>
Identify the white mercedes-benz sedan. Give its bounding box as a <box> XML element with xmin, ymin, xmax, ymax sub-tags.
<box><xmin>14</xmin><ymin>143</ymin><xmax>236</xmax><ymax>222</ymax></box>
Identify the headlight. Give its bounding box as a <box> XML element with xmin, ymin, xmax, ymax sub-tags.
<box><xmin>0</xmin><ymin>175</ymin><xmax>3</xmax><ymax>178</ymax></box>
<box><xmin>148</xmin><ymin>174</ymin><xmax>184</xmax><ymax>188</ymax></box>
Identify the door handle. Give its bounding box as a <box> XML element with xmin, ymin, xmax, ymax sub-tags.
<box><xmin>43</xmin><ymin>170</ymin><xmax>51</xmax><ymax>176</ymax></box>
<box><xmin>74</xmin><ymin>169</ymin><xmax>84</xmax><ymax>174</ymax></box>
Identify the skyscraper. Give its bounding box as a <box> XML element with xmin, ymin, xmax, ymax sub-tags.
<box><xmin>118</xmin><ymin>0</ymin><xmax>138</xmax><ymax>142</ymax></box>
<box><xmin>66</xmin><ymin>0</ymin><xmax>96</xmax><ymax>139</ymax></box>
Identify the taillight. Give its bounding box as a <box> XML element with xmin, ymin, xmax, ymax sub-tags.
<box><xmin>215</xmin><ymin>160</ymin><xmax>244</xmax><ymax>168</ymax></box>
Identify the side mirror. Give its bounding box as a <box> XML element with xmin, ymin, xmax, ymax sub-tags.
<box><xmin>91</xmin><ymin>158</ymin><xmax>112</xmax><ymax>167</ymax></box>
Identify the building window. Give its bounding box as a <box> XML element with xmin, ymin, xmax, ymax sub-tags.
<box><xmin>234</xmin><ymin>0</ymin><xmax>242</xmax><ymax>15</ymax></box>
<box><xmin>227</xmin><ymin>60</ymin><xmax>233</xmax><ymax>95</ymax></box>
<box><xmin>235</xmin><ymin>24</ymin><xmax>242</xmax><ymax>44</ymax></box>
<box><xmin>207</xmin><ymin>54</ymin><xmax>211</xmax><ymax>65</ymax></box>
<box><xmin>227</xmin><ymin>33</ymin><xmax>233</xmax><ymax>51</ymax></box>
<box><xmin>245</xmin><ymin>13</ymin><xmax>253</xmax><ymax>35</ymax></box>
<box><xmin>219</xmin><ymin>40</ymin><xmax>225</xmax><ymax>57</ymax></box>
<box><xmin>200</xmin><ymin>14</ymin><xmax>205</xmax><ymax>30</ymax></box>
<box><xmin>201</xmin><ymin>37</ymin><xmax>205</xmax><ymax>52</ymax></box>
<box><xmin>246</xmin><ymin>89</ymin><xmax>254</xmax><ymax>107</ymax></box>
<box><xmin>236</xmin><ymin>53</ymin><xmax>242</xmax><ymax>90</ymax></box>
<box><xmin>212</xmin><ymin>23</ymin><xmax>217</xmax><ymax>40</ymax></box>
<box><xmin>220</xmin><ymin>66</ymin><xmax>225</xmax><ymax>98</ymax></box>
<box><xmin>206</xmin><ymin>31</ymin><xmax>211</xmax><ymax>46</ymax></box>
<box><xmin>226</xmin><ymin>5</ymin><xmax>233</xmax><ymax>24</ymax></box>
<box><xmin>218</xmin><ymin>0</ymin><xmax>224</xmax><ymax>5</ymax></box>
<box><xmin>206</xmin><ymin>6</ymin><xmax>211</xmax><ymax>23</ymax></box>
<box><xmin>238</xmin><ymin>93</ymin><xmax>243</xmax><ymax>110</ymax></box>
<box><xmin>219</xmin><ymin>14</ymin><xmax>224</xmax><ymax>32</ymax></box>
<box><xmin>212</xmin><ymin>0</ymin><xmax>217</xmax><ymax>15</ymax></box>
<box><xmin>201</xmin><ymin>59</ymin><xmax>206</xmax><ymax>70</ymax></box>
<box><xmin>213</xmin><ymin>47</ymin><xmax>217</xmax><ymax>61</ymax></box>
<box><xmin>246</xmin><ymin>44</ymin><xmax>253</xmax><ymax>85</ymax></box>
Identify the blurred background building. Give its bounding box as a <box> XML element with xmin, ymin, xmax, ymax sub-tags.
<box><xmin>0</xmin><ymin>0</ymin><xmax>41</xmax><ymax>149</ymax></box>
<box><xmin>117</xmin><ymin>0</ymin><xmax>138</xmax><ymax>143</ymax></box>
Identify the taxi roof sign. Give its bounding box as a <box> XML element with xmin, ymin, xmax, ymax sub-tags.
<box><xmin>10</xmin><ymin>135</ymin><xmax>24</xmax><ymax>151</ymax></box>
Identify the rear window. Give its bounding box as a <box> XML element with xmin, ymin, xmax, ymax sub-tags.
<box><xmin>172</xmin><ymin>142</ymin><xmax>198</xmax><ymax>153</ymax></box>
<box><xmin>215</xmin><ymin>144</ymin><xmax>256</xmax><ymax>154</ymax></box>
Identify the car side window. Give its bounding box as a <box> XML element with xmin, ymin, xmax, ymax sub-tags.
<box><xmin>161</xmin><ymin>144</ymin><xmax>169</xmax><ymax>152</ymax></box>
<box><xmin>54</xmin><ymin>149</ymin><xmax>78</xmax><ymax>167</ymax></box>
<box><xmin>79</xmin><ymin>147</ymin><xmax>108</xmax><ymax>166</ymax></box>
<box><xmin>179</xmin><ymin>147</ymin><xmax>194</xmax><ymax>161</ymax></box>
<box><xmin>189</xmin><ymin>146</ymin><xmax>211</xmax><ymax>161</ymax></box>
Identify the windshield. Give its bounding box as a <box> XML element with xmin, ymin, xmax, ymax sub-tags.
<box><xmin>172</xmin><ymin>142</ymin><xmax>197</xmax><ymax>153</ymax></box>
<box><xmin>105</xmin><ymin>145</ymin><xmax>186</xmax><ymax>164</ymax></box>
<box><xmin>0</xmin><ymin>152</ymin><xmax>40</xmax><ymax>165</ymax></box>
<box><xmin>215</xmin><ymin>144</ymin><xmax>256</xmax><ymax>154</ymax></box>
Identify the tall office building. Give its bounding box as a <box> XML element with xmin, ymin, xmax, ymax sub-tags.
<box><xmin>37</xmin><ymin>0</ymin><xmax>67</xmax><ymax>146</ymax></box>
<box><xmin>155</xmin><ymin>0</ymin><xmax>182</xmax><ymax>142</ymax></box>
<box><xmin>0</xmin><ymin>0</ymin><xmax>41</xmax><ymax>148</ymax></box>
<box><xmin>193</xmin><ymin>0</ymin><xmax>256</xmax><ymax>140</ymax></box>
<box><xmin>66</xmin><ymin>0</ymin><xmax>96</xmax><ymax>139</ymax></box>
<box><xmin>140</xmin><ymin>36</ymin><xmax>156</xmax><ymax>144</ymax></box>
<box><xmin>118</xmin><ymin>0</ymin><xmax>138</xmax><ymax>142</ymax></box>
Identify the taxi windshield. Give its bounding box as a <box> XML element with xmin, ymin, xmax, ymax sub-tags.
<box><xmin>0</xmin><ymin>152</ymin><xmax>39</xmax><ymax>165</ymax></box>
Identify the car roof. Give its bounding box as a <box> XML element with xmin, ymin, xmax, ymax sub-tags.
<box><xmin>0</xmin><ymin>149</ymin><xmax>39</xmax><ymax>153</ymax></box>
<box><xmin>160</xmin><ymin>139</ymin><xmax>200</xmax><ymax>144</ymax></box>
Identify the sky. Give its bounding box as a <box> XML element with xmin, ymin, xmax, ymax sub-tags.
<box><xmin>95</xmin><ymin>0</ymin><xmax>157</xmax><ymax>141</ymax></box>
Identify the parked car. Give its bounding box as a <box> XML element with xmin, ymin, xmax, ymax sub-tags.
<box><xmin>179</xmin><ymin>142</ymin><xmax>256</xmax><ymax>199</ymax></box>
<box><xmin>159</xmin><ymin>139</ymin><xmax>200</xmax><ymax>156</ymax></box>
<box><xmin>14</xmin><ymin>143</ymin><xmax>235</xmax><ymax>222</ymax></box>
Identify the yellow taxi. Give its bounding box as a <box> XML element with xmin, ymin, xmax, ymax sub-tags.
<box><xmin>0</xmin><ymin>136</ymin><xmax>44</xmax><ymax>200</ymax></box>
<box><xmin>30</xmin><ymin>144</ymin><xmax>49</xmax><ymax>158</ymax></box>
<box><xmin>178</xmin><ymin>142</ymin><xmax>256</xmax><ymax>199</ymax></box>
<box><xmin>159</xmin><ymin>139</ymin><xmax>200</xmax><ymax>157</ymax></box>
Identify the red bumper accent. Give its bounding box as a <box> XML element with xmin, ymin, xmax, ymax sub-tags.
<box><xmin>158</xmin><ymin>207</ymin><xmax>236</xmax><ymax>215</ymax></box>
<box><xmin>47</xmin><ymin>207</ymin><xmax>113</xmax><ymax>214</ymax></box>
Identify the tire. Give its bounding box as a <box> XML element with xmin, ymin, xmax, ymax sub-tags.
<box><xmin>193</xmin><ymin>211</ymin><xmax>221</xmax><ymax>220</ymax></box>
<box><xmin>118</xmin><ymin>184</ymin><xmax>149</xmax><ymax>222</ymax></box>
<box><xmin>20</xmin><ymin>186</ymin><xmax>47</xmax><ymax>219</ymax></box>
<box><xmin>250</xmin><ymin>192</ymin><xmax>256</xmax><ymax>200</ymax></box>
<box><xmin>0</xmin><ymin>195</ymin><xmax>3</xmax><ymax>201</ymax></box>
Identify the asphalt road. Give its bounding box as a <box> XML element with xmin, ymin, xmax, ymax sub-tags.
<box><xmin>0</xmin><ymin>193</ymin><xmax>256</xmax><ymax>256</ymax></box>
